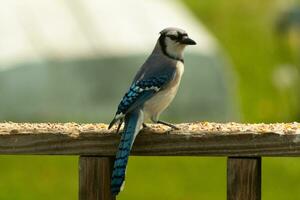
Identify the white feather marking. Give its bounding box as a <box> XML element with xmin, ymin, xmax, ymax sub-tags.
<box><xmin>144</xmin><ymin>86</ymin><xmax>160</xmax><ymax>91</ymax></box>
<box><xmin>133</xmin><ymin>86</ymin><xmax>139</xmax><ymax>91</ymax></box>
<box><xmin>143</xmin><ymin>61</ymin><xmax>184</xmax><ymax>122</ymax></box>
<box><xmin>115</xmin><ymin>113</ymin><xmax>124</xmax><ymax>119</ymax></box>
<box><xmin>165</xmin><ymin>37</ymin><xmax>186</xmax><ymax>59</ymax></box>
<box><xmin>120</xmin><ymin>180</ymin><xmax>125</xmax><ymax>191</ymax></box>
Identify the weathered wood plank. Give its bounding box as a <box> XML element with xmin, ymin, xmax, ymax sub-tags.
<box><xmin>227</xmin><ymin>157</ymin><xmax>261</xmax><ymax>200</ymax></box>
<box><xmin>0</xmin><ymin>122</ymin><xmax>299</xmax><ymax>156</ymax></box>
<box><xmin>79</xmin><ymin>156</ymin><xmax>115</xmax><ymax>200</ymax></box>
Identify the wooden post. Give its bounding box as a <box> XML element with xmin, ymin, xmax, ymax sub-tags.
<box><xmin>79</xmin><ymin>156</ymin><xmax>116</xmax><ymax>200</ymax></box>
<box><xmin>227</xmin><ymin>157</ymin><xmax>261</xmax><ymax>200</ymax></box>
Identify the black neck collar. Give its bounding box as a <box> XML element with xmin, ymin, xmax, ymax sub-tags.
<box><xmin>158</xmin><ymin>35</ymin><xmax>184</xmax><ymax>63</ymax></box>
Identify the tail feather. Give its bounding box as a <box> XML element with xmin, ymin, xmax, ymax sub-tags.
<box><xmin>111</xmin><ymin>109</ymin><xmax>143</xmax><ymax>195</ymax></box>
<box><xmin>108</xmin><ymin>118</ymin><xmax>117</xmax><ymax>129</ymax></box>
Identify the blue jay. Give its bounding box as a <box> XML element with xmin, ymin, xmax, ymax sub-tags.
<box><xmin>108</xmin><ymin>27</ymin><xmax>196</xmax><ymax>195</ymax></box>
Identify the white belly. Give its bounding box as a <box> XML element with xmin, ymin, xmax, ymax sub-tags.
<box><xmin>143</xmin><ymin>61</ymin><xmax>184</xmax><ymax>122</ymax></box>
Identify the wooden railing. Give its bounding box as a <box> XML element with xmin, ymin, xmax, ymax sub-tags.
<box><xmin>0</xmin><ymin>122</ymin><xmax>299</xmax><ymax>200</ymax></box>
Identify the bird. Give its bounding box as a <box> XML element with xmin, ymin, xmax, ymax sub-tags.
<box><xmin>108</xmin><ymin>27</ymin><xmax>196</xmax><ymax>195</ymax></box>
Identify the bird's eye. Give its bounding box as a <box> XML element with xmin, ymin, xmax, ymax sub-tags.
<box><xmin>167</xmin><ymin>35</ymin><xmax>178</xmax><ymax>40</ymax></box>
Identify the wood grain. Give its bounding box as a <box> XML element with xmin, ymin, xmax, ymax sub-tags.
<box><xmin>0</xmin><ymin>122</ymin><xmax>299</xmax><ymax>156</ymax></box>
<box><xmin>227</xmin><ymin>157</ymin><xmax>261</xmax><ymax>200</ymax></box>
<box><xmin>79</xmin><ymin>156</ymin><xmax>115</xmax><ymax>200</ymax></box>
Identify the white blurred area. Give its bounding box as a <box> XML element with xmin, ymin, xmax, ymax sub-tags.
<box><xmin>0</xmin><ymin>0</ymin><xmax>237</xmax><ymax>123</ymax></box>
<box><xmin>0</xmin><ymin>0</ymin><xmax>217</xmax><ymax>67</ymax></box>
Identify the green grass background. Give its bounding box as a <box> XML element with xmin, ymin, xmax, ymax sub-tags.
<box><xmin>1</xmin><ymin>1</ymin><xmax>300</xmax><ymax>199</ymax></box>
<box><xmin>185</xmin><ymin>0</ymin><xmax>300</xmax><ymax>123</ymax></box>
<box><xmin>2</xmin><ymin>156</ymin><xmax>300</xmax><ymax>199</ymax></box>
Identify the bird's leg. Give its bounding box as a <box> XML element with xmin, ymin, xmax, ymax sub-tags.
<box><xmin>116</xmin><ymin>119</ymin><xmax>124</xmax><ymax>135</ymax></box>
<box><xmin>157</xmin><ymin>120</ymin><xmax>179</xmax><ymax>130</ymax></box>
<box><xmin>142</xmin><ymin>123</ymin><xmax>149</xmax><ymax>129</ymax></box>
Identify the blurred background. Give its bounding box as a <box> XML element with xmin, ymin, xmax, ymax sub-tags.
<box><xmin>0</xmin><ymin>0</ymin><xmax>299</xmax><ymax>199</ymax></box>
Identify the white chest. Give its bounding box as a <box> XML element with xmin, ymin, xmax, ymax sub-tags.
<box><xmin>143</xmin><ymin>61</ymin><xmax>184</xmax><ymax>121</ymax></box>
<box><xmin>175</xmin><ymin>61</ymin><xmax>184</xmax><ymax>78</ymax></box>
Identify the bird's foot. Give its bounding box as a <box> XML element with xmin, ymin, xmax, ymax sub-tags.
<box><xmin>115</xmin><ymin>120</ymin><xmax>124</xmax><ymax>135</ymax></box>
<box><xmin>157</xmin><ymin>120</ymin><xmax>180</xmax><ymax>130</ymax></box>
<box><xmin>142</xmin><ymin>123</ymin><xmax>151</xmax><ymax>130</ymax></box>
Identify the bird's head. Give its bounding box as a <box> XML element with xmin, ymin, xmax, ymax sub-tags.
<box><xmin>158</xmin><ymin>27</ymin><xmax>196</xmax><ymax>61</ymax></box>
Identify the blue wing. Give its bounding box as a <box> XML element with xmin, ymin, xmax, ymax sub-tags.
<box><xmin>108</xmin><ymin>75</ymin><xmax>172</xmax><ymax>129</ymax></box>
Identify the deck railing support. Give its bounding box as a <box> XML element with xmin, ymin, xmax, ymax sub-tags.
<box><xmin>79</xmin><ymin>156</ymin><xmax>115</xmax><ymax>200</ymax></box>
<box><xmin>227</xmin><ymin>157</ymin><xmax>261</xmax><ymax>200</ymax></box>
<box><xmin>0</xmin><ymin>122</ymin><xmax>298</xmax><ymax>199</ymax></box>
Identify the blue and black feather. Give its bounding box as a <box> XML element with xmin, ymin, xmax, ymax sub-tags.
<box><xmin>108</xmin><ymin>76</ymin><xmax>169</xmax><ymax>129</ymax></box>
<box><xmin>108</xmin><ymin>69</ymin><xmax>176</xmax><ymax>195</ymax></box>
<box><xmin>110</xmin><ymin>109</ymin><xmax>143</xmax><ymax>195</ymax></box>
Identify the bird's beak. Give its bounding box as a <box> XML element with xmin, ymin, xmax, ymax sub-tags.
<box><xmin>180</xmin><ymin>36</ymin><xmax>196</xmax><ymax>45</ymax></box>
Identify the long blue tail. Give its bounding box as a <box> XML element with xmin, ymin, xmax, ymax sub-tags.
<box><xmin>111</xmin><ymin>109</ymin><xmax>143</xmax><ymax>195</ymax></box>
